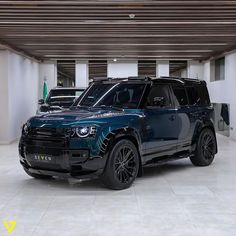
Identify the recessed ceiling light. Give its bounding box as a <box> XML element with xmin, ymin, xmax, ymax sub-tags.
<box><xmin>113</xmin><ymin>58</ymin><xmax>117</xmax><ymax>62</ymax></box>
<box><xmin>129</xmin><ymin>14</ymin><xmax>135</xmax><ymax>19</ymax></box>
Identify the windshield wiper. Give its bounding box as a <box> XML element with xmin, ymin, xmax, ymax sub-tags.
<box><xmin>72</xmin><ymin>105</ymin><xmax>90</xmax><ymax>110</ymax></box>
<box><xmin>93</xmin><ymin>105</ymin><xmax>123</xmax><ymax>111</ymax></box>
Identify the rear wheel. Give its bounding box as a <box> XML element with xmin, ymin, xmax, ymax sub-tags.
<box><xmin>23</xmin><ymin>168</ymin><xmax>52</xmax><ymax>179</ymax></box>
<box><xmin>190</xmin><ymin>128</ymin><xmax>217</xmax><ymax>166</ymax></box>
<box><xmin>101</xmin><ymin>139</ymin><xmax>140</xmax><ymax>190</ymax></box>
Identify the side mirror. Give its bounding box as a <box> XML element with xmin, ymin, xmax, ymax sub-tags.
<box><xmin>38</xmin><ymin>99</ymin><xmax>45</xmax><ymax>105</ymax></box>
<box><xmin>152</xmin><ymin>96</ymin><xmax>166</xmax><ymax>107</ymax></box>
<box><xmin>40</xmin><ymin>104</ymin><xmax>50</xmax><ymax>112</ymax></box>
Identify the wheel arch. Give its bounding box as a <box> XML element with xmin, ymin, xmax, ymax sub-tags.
<box><xmin>192</xmin><ymin>120</ymin><xmax>218</xmax><ymax>154</ymax></box>
<box><xmin>100</xmin><ymin>127</ymin><xmax>143</xmax><ymax>177</ymax></box>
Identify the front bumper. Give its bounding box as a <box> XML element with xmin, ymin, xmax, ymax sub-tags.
<box><xmin>19</xmin><ymin>139</ymin><xmax>106</xmax><ymax>179</ymax></box>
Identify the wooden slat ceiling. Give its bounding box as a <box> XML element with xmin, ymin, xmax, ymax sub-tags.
<box><xmin>138</xmin><ymin>60</ymin><xmax>156</xmax><ymax>77</ymax></box>
<box><xmin>57</xmin><ymin>60</ymin><xmax>75</xmax><ymax>80</ymax></box>
<box><xmin>0</xmin><ymin>0</ymin><xmax>236</xmax><ymax>61</ymax></box>
<box><xmin>170</xmin><ymin>60</ymin><xmax>187</xmax><ymax>74</ymax></box>
<box><xmin>89</xmin><ymin>60</ymin><xmax>107</xmax><ymax>79</ymax></box>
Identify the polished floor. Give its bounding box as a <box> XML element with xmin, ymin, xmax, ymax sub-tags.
<box><xmin>0</xmin><ymin>134</ymin><xmax>236</xmax><ymax>236</ymax></box>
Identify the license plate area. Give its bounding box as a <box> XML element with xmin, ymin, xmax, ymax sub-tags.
<box><xmin>28</xmin><ymin>154</ymin><xmax>56</xmax><ymax>164</ymax></box>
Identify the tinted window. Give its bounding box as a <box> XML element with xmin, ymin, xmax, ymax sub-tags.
<box><xmin>79</xmin><ymin>84</ymin><xmax>113</xmax><ymax>106</ymax></box>
<box><xmin>186</xmin><ymin>85</ymin><xmax>210</xmax><ymax>106</ymax></box>
<box><xmin>46</xmin><ymin>89</ymin><xmax>84</xmax><ymax>107</ymax></box>
<box><xmin>172</xmin><ymin>85</ymin><xmax>188</xmax><ymax>106</ymax></box>
<box><xmin>196</xmin><ymin>85</ymin><xmax>211</xmax><ymax>106</ymax></box>
<box><xmin>215</xmin><ymin>57</ymin><xmax>225</xmax><ymax>81</ymax></box>
<box><xmin>186</xmin><ymin>86</ymin><xmax>200</xmax><ymax>105</ymax></box>
<box><xmin>78</xmin><ymin>83</ymin><xmax>145</xmax><ymax>109</ymax></box>
<box><xmin>146</xmin><ymin>84</ymin><xmax>172</xmax><ymax>107</ymax></box>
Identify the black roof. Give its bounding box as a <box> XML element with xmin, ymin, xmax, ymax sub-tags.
<box><xmin>51</xmin><ymin>87</ymin><xmax>85</xmax><ymax>90</ymax></box>
<box><xmin>92</xmin><ymin>76</ymin><xmax>205</xmax><ymax>85</ymax></box>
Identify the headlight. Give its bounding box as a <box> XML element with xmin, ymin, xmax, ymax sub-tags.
<box><xmin>71</xmin><ymin>126</ymin><xmax>96</xmax><ymax>138</ymax></box>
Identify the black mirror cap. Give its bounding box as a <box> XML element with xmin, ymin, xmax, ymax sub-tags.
<box><xmin>40</xmin><ymin>104</ymin><xmax>50</xmax><ymax>112</ymax></box>
<box><xmin>38</xmin><ymin>99</ymin><xmax>45</xmax><ymax>105</ymax></box>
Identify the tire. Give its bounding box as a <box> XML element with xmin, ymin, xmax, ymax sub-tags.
<box><xmin>190</xmin><ymin>128</ymin><xmax>217</xmax><ymax>166</ymax></box>
<box><xmin>23</xmin><ymin>167</ymin><xmax>52</xmax><ymax>179</ymax></box>
<box><xmin>100</xmin><ymin>139</ymin><xmax>140</xmax><ymax>190</ymax></box>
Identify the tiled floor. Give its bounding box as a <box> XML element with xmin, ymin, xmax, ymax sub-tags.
<box><xmin>0</xmin><ymin>134</ymin><xmax>236</xmax><ymax>236</ymax></box>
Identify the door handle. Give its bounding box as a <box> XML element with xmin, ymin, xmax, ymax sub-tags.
<box><xmin>169</xmin><ymin>115</ymin><xmax>176</xmax><ymax>121</ymax></box>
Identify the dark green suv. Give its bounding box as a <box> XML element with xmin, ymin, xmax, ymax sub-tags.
<box><xmin>19</xmin><ymin>77</ymin><xmax>217</xmax><ymax>190</ymax></box>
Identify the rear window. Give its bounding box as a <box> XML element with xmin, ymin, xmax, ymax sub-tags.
<box><xmin>196</xmin><ymin>85</ymin><xmax>211</xmax><ymax>106</ymax></box>
<box><xmin>186</xmin><ymin>85</ymin><xmax>210</xmax><ymax>106</ymax></box>
<box><xmin>172</xmin><ymin>85</ymin><xmax>188</xmax><ymax>106</ymax></box>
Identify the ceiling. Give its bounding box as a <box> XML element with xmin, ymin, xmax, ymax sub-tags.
<box><xmin>169</xmin><ymin>60</ymin><xmax>187</xmax><ymax>74</ymax></box>
<box><xmin>57</xmin><ymin>60</ymin><xmax>75</xmax><ymax>80</ymax></box>
<box><xmin>0</xmin><ymin>0</ymin><xmax>236</xmax><ymax>61</ymax></box>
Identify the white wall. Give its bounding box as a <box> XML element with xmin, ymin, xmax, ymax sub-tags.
<box><xmin>0</xmin><ymin>51</ymin><xmax>10</xmax><ymax>143</ymax></box>
<box><xmin>203</xmin><ymin>52</ymin><xmax>236</xmax><ymax>140</ymax></box>
<box><xmin>187</xmin><ymin>61</ymin><xmax>203</xmax><ymax>79</ymax></box>
<box><xmin>39</xmin><ymin>61</ymin><xmax>57</xmax><ymax>99</ymax></box>
<box><xmin>75</xmin><ymin>61</ymin><xmax>89</xmax><ymax>88</ymax></box>
<box><xmin>156</xmin><ymin>60</ymin><xmax>169</xmax><ymax>77</ymax></box>
<box><xmin>107</xmin><ymin>61</ymin><xmax>138</xmax><ymax>77</ymax></box>
<box><xmin>0</xmin><ymin>50</ymin><xmax>40</xmax><ymax>144</ymax></box>
<box><xmin>8</xmin><ymin>52</ymin><xmax>39</xmax><ymax>142</ymax></box>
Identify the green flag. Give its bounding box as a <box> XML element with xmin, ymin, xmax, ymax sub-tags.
<box><xmin>43</xmin><ymin>79</ymin><xmax>48</xmax><ymax>101</ymax></box>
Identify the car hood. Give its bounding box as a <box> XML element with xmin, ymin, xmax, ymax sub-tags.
<box><xmin>29</xmin><ymin>108</ymin><xmax>134</xmax><ymax>128</ymax></box>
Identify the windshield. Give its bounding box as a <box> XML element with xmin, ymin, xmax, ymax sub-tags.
<box><xmin>77</xmin><ymin>82</ymin><xmax>145</xmax><ymax>109</ymax></box>
<box><xmin>46</xmin><ymin>89</ymin><xmax>84</xmax><ymax>107</ymax></box>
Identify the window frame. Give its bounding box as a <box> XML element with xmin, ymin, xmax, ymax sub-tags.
<box><xmin>185</xmin><ymin>85</ymin><xmax>200</xmax><ymax>107</ymax></box>
<box><xmin>144</xmin><ymin>83</ymin><xmax>175</xmax><ymax>109</ymax></box>
<box><xmin>170</xmin><ymin>84</ymin><xmax>189</xmax><ymax>108</ymax></box>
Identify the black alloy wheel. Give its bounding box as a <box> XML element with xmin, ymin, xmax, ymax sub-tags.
<box><xmin>190</xmin><ymin>128</ymin><xmax>217</xmax><ymax>166</ymax></box>
<box><xmin>114</xmin><ymin>146</ymin><xmax>137</xmax><ymax>184</ymax></box>
<box><xmin>101</xmin><ymin>139</ymin><xmax>139</xmax><ymax>190</ymax></box>
<box><xmin>201</xmin><ymin>132</ymin><xmax>215</xmax><ymax>160</ymax></box>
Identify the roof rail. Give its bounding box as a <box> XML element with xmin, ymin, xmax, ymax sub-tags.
<box><xmin>158</xmin><ymin>76</ymin><xmax>185</xmax><ymax>84</ymax></box>
<box><xmin>93</xmin><ymin>77</ymin><xmax>111</xmax><ymax>81</ymax></box>
<box><xmin>128</xmin><ymin>76</ymin><xmax>150</xmax><ymax>80</ymax></box>
<box><xmin>92</xmin><ymin>76</ymin><xmax>152</xmax><ymax>82</ymax></box>
<box><xmin>182</xmin><ymin>77</ymin><xmax>201</xmax><ymax>83</ymax></box>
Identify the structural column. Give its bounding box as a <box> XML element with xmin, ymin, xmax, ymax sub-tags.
<box><xmin>39</xmin><ymin>61</ymin><xmax>57</xmax><ymax>99</ymax></box>
<box><xmin>156</xmin><ymin>60</ymin><xmax>169</xmax><ymax>77</ymax></box>
<box><xmin>75</xmin><ymin>60</ymin><xmax>89</xmax><ymax>88</ymax></box>
<box><xmin>0</xmin><ymin>51</ymin><xmax>10</xmax><ymax>143</ymax></box>
<box><xmin>107</xmin><ymin>60</ymin><xmax>138</xmax><ymax>77</ymax></box>
<box><xmin>187</xmin><ymin>61</ymin><xmax>203</xmax><ymax>79</ymax></box>
<box><xmin>0</xmin><ymin>50</ymin><xmax>40</xmax><ymax>144</ymax></box>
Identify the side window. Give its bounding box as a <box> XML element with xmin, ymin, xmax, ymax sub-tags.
<box><xmin>186</xmin><ymin>86</ymin><xmax>200</xmax><ymax>105</ymax></box>
<box><xmin>146</xmin><ymin>84</ymin><xmax>172</xmax><ymax>107</ymax></box>
<box><xmin>196</xmin><ymin>85</ymin><xmax>211</xmax><ymax>106</ymax></box>
<box><xmin>172</xmin><ymin>85</ymin><xmax>188</xmax><ymax>106</ymax></box>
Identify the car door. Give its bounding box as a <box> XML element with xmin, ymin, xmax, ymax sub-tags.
<box><xmin>170</xmin><ymin>84</ymin><xmax>194</xmax><ymax>152</ymax></box>
<box><xmin>143</xmin><ymin>84</ymin><xmax>180</xmax><ymax>162</ymax></box>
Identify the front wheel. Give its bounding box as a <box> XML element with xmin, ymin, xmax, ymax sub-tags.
<box><xmin>101</xmin><ymin>139</ymin><xmax>140</xmax><ymax>190</ymax></box>
<box><xmin>190</xmin><ymin>128</ymin><xmax>217</xmax><ymax>166</ymax></box>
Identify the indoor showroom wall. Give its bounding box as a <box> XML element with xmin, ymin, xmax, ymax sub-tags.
<box><xmin>202</xmin><ymin>51</ymin><xmax>236</xmax><ymax>140</ymax></box>
<box><xmin>107</xmin><ymin>61</ymin><xmax>138</xmax><ymax>77</ymax></box>
<box><xmin>187</xmin><ymin>61</ymin><xmax>203</xmax><ymax>79</ymax></box>
<box><xmin>38</xmin><ymin>61</ymin><xmax>57</xmax><ymax>99</ymax></box>
<box><xmin>0</xmin><ymin>50</ymin><xmax>39</xmax><ymax>144</ymax></box>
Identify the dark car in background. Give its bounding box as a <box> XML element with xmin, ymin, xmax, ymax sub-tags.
<box><xmin>37</xmin><ymin>87</ymin><xmax>84</xmax><ymax>114</ymax></box>
<box><xmin>20</xmin><ymin>77</ymin><xmax>217</xmax><ymax>190</ymax></box>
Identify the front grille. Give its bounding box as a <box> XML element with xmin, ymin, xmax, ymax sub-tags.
<box><xmin>29</xmin><ymin>127</ymin><xmax>69</xmax><ymax>138</ymax></box>
<box><xmin>25</xmin><ymin>127</ymin><xmax>70</xmax><ymax>148</ymax></box>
